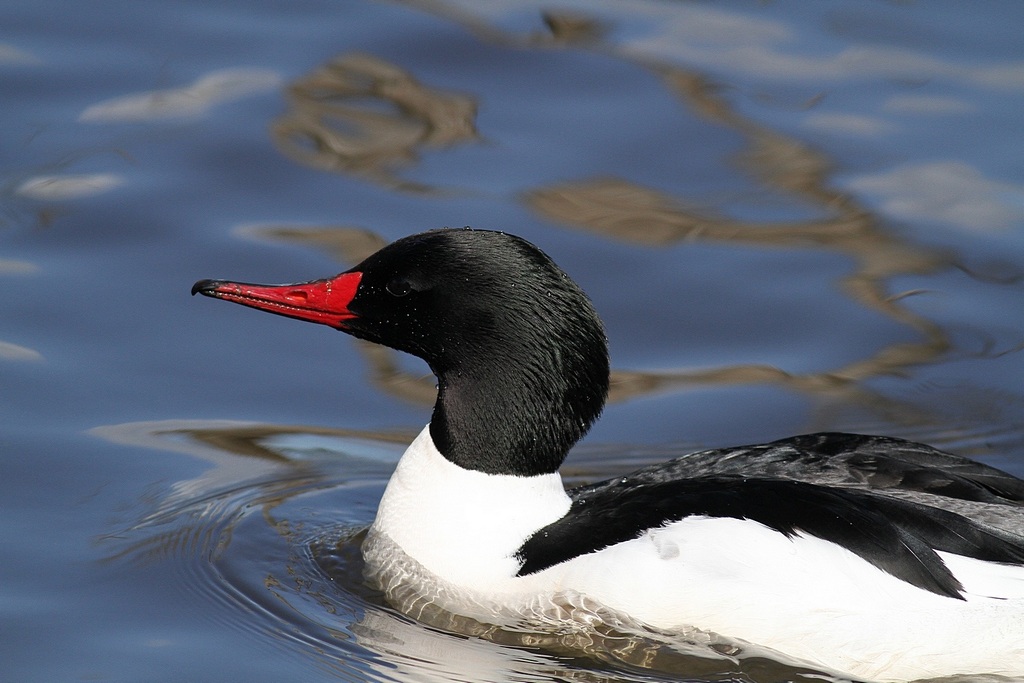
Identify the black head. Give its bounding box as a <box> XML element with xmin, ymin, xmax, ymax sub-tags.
<box><xmin>193</xmin><ymin>228</ymin><xmax>610</xmax><ymax>475</ymax></box>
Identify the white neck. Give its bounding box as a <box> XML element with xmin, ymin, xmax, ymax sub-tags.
<box><xmin>369</xmin><ymin>425</ymin><xmax>572</xmax><ymax>588</ymax></box>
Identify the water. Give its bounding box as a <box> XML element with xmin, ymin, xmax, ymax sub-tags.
<box><xmin>3</xmin><ymin>1</ymin><xmax>1024</xmax><ymax>680</ymax></box>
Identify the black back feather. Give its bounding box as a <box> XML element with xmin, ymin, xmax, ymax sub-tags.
<box><xmin>517</xmin><ymin>433</ymin><xmax>1024</xmax><ymax>599</ymax></box>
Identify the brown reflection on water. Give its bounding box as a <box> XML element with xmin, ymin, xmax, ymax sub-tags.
<box><xmin>93</xmin><ymin>419</ymin><xmax>410</xmax><ymax>566</ymax></box>
<box><xmin>527</xmin><ymin>176</ymin><xmax>950</xmax><ymax>389</ymax></box>
<box><xmin>237</xmin><ymin>223</ymin><xmax>387</xmax><ymax>266</ymax></box>
<box><xmin>92</xmin><ymin>417</ymin><xmax>412</xmax><ymax>465</ymax></box>
<box><xmin>524</xmin><ymin>59</ymin><xmax>952</xmax><ymax>413</ymax></box>
<box><xmin>271</xmin><ymin>52</ymin><xmax>478</xmax><ymax>194</ymax></box>
<box><xmin>256</xmin><ymin>6</ymin><xmax>990</xmax><ymax>434</ymax></box>
<box><xmin>460</xmin><ymin>5</ymin><xmax>959</xmax><ymax>422</ymax></box>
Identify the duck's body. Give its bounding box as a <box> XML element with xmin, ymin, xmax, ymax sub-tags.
<box><xmin>364</xmin><ymin>425</ymin><xmax>1024</xmax><ymax>681</ymax></box>
<box><xmin>194</xmin><ymin>228</ymin><xmax>1024</xmax><ymax>681</ymax></box>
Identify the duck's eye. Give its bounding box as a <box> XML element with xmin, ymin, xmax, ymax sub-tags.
<box><xmin>386</xmin><ymin>279</ymin><xmax>412</xmax><ymax>297</ymax></box>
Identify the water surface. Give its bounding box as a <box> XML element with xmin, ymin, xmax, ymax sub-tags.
<box><xmin>3</xmin><ymin>1</ymin><xmax>1024</xmax><ymax>681</ymax></box>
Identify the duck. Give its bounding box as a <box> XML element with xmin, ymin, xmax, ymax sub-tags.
<box><xmin>193</xmin><ymin>227</ymin><xmax>1024</xmax><ymax>681</ymax></box>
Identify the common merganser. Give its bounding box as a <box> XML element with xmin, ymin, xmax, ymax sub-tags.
<box><xmin>193</xmin><ymin>228</ymin><xmax>1024</xmax><ymax>681</ymax></box>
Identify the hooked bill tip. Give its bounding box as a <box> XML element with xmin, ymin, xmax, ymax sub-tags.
<box><xmin>191</xmin><ymin>279</ymin><xmax>221</xmax><ymax>296</ymax></box>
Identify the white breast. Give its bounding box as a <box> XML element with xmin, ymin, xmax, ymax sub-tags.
<box><xmin>368</xmin><ymin>425</ymin><xmax>571</xmax><ymax>589</ymax></box>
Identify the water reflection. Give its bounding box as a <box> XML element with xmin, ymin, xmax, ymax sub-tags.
<box><xmin>0</xmin><ymin>42</ymin><xmax>38</xmax><ymax>65</ymax></box>
<box><xmin>848</xmin><ymin>162</ymin><xmax>1024</xmax><ymax>232</ymax></box>
<box><xmin>0</xmin><ymin>259</ymin><xmax>37</xmax><ymax>274</ymax></box>
<box><xmin>409</xmin><ymin>1</ymin><xmax>1024</xmax><ymax>231</ymax></box>
<box><xmin>242</xmin><ymin>8</ymin><xmax>974</xmax><ymax>436</ymax></box>
<box><xmin>526</xmin><ymin>172</ymin><xmax>950</xmax><ymax>384</ymax></box>
<box><xmin>423</xmin><ymin>0</ymin><xmax>1024</xmax><ymax>92</ymax></box>
<box><xmin>0</xmin><ymin>339</ymin><xmax>43</xmax><ymax>362</ymax></box>
<box><xmin>78</xmin><ymin>67</ymin><xmax>282</xmax><ymax>122</ymax></box>
<box><xmin>16</xmin><ymin>172</ymin><xmax>123</xmax><ymax>200</ymax></box>
<box><xmin>271</xmin><ymin>53</ymin><xmax>479</xmax><ymax>193</ymax></box>
<box><xmin>1</xmin><ymin>256</ymin><xmax>42</xmax><ymax>361</ymax></box>
<box><xmin>169</xmin><ymin>2</ymin><xmax>1021</xmax><ymax>456</ymax></box>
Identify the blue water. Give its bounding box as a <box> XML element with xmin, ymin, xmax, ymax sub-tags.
<box><xmin>3</xmin><ymin>1</ymin><xmax>1024</xmax><ymax>680</ymax></box>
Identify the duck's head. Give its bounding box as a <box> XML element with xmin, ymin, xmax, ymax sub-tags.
<box><xmin>193</xmin><ymin>228</ymin><xmax>610</xmax><ymax>476</ymax></box>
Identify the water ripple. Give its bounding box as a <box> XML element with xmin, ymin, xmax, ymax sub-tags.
<box><xmin>95</xmin><ymin>420</ymin><xmax>858</xmax><ymax>682</ymax></box>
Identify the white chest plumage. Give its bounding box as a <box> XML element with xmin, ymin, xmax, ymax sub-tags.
<box><xmin>368</xmin><ymin>426</ymin><xmax>571</xmax><ymax>589</ymax></box>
